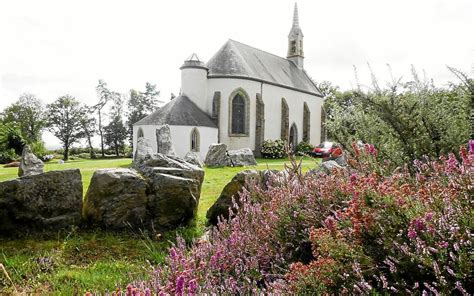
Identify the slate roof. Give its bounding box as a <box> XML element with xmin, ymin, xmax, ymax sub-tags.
<box><xmin>206</xmin><ymin>39</ymin><xmax>322</xmax><ymax>96</ymax></box>
<box><xmin>134</xmin><ymin>95</ymin><xmax>217</xmax><ymax>128</ymax></box>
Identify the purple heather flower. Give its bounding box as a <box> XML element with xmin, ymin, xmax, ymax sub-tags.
<box><xmin>469</xmin><ymin>140</ymin><xmax>474</xmax><ymax>155</ymax></box>
<box><xmin>408</xmin><ymin>229</ymin><xmax>417</xmax><ymax>239</ymax></box>
<box><xmin>176</xmin><ymin>275</ymin><xmax>185</xmax><ymax>295</ymax></box>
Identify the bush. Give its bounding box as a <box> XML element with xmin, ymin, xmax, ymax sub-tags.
<box><xmin>76</xmin><ymin>153</ymin><xmax>91</xmax><ymax>159</ymax></box>
<box><xmin>30</xmin><ymin>141</ymin><xmax>49</xmax><ymax>159</ymax></box>
<box><xmin>296</xmin><ymin>141</ymin><xmax>314</xmax><ymax>156</ymax></box>
<box><xmin>261</xmin><ymin>139</ymin><xmax>286</xmax><ymax>159</ymax></box>
<box><xmin>0</xmin><ymin>148</ymin><xmax>18</xmax><ymax>164</ymax></box>
<box><xmin>126</xmin><ymin>143</ymin><xmax>473</xmax><ymax>294</ymax></box>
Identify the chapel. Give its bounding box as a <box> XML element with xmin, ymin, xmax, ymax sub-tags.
<box><xmin>133</xmin><ymin>3</ymin><xmax>324</xmax><ymax>159</ymax></box>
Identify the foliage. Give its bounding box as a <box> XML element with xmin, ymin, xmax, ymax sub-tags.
<box><xmin>261</xmin><ymin>139</ymin><xmax>286</xmax><ymax>159</ymax></box>
<box><xmin>126</xmin><ymin>83</ymin><xmax>161</xmax><ymax>148</ymax></box>
<box><xmin>0</xmin><ymin>93</ymin><xmax>46</xmax><ymax>143</ymax></box>
<box><xmin>296</xmin><ymin>141</ymin><xmax>314</xmax><ymax>156</ymax></box>
<box><xmin>29</xmin><ymin>141</ymin><xmax>49</xmax><ymax>160</ymax></box>
<box><xmin>322</xmin><ymin>67</ymin><xmax>471</xmax><ymax>168</ymax></box>
<box><xmin>127</xmin><ymin>144</ymin><xmax>473</xmax><ymax>294</ymax></box>
<box><xmin>94</xmin><ymin>79</ymin><xmax>118</xmax><ymax>158</ymax></box>
<box><xmin>0</xmin><ymin>148</ymin><xmax>18</xmax><ymax>164</ymax></box>
<box><xmin>79</xmin><ymin>105</ymin><xmax>97</xmax><ymax>159</ymax></box>
<box><xmin>0</xmin><ymin>122</ymin><xmax>25</xmax><ymax>156</ymax></box>
<box><xmin>46</xmin><ymin>95</ymin><xmax>87</xmax><ymax>161</ymax></box>
<box><xmin>104</xmin><ymin>95</ymin><xmax>128</xmax><ymax>157</ymax></box>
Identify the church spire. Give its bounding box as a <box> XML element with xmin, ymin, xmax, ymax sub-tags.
<box><xmin>287</xmin><ymin>2</ymin><xmax>304</xmax><ymax>69</ymax></box>
<box><xmin>292</xmin><ymin>2</ymin><xmax>300</xmax><ymax>29</ymax></box>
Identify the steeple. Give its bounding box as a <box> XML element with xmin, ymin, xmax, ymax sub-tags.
<box><xmin>287</xmin><ymin>2</ymin><xmax>304</xmax><ymax>69</ymax></box>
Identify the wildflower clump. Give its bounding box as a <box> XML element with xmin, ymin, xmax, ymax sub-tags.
<box><xmin>129</xmin><ymin>143</ymin><xmax>473</xmax><ymax>294</ymax></box>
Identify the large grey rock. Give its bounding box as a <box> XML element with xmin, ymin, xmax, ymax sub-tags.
<box><xmin>227</xmin><ymin>148</ymin><xmax>257</xmax><ymax>166</ymax></box>
<box><xmin>83</xmin><ymin>169</ymin><xmax>149</xmax><ymax>229</ymax></box>
<box><xmin>323</xmin><ymin>153</ymin><xmax>348</xmax><ymax>167</ymax></box>
<box><xmin>206</xmin><ymin>169</ymin><xmax>279</xmax><ymax>225</ymax></box>
<box><xmin>86</xmin><ymin>153</ymin><xmax>205</xmax><ymax>230</ymax></box>
<box><xmin>0</xmin><ymin>169</ymin><xmax>83</xmax><ymax>234</ymax></box>
<box><xmin>308</xmin><ymin>160</ymin><xmax>343</xmax><ymax>176</ymax></box>
<box><xmin>184</xmin><ymin>152</ymin><xmax>204</xmax><ymax>168</ymax></box>
<box><xmin>134</xmin><ymin>137</ymin><xmax>154</xmax><ymax>162</ymax></box>
<box><xmin>18</xmin><ymin>145</ymin><xmax>44</xmax><ymax>177</ymax></box>
<box><xmin>204</xmin><ymin>143</ymin><xmax>231</xmax><ymax>167</ymax></box>
<box><xmin>156</xmin><ymin>124</ymin><xmax>176</xmax><ymax>156</ymax></box>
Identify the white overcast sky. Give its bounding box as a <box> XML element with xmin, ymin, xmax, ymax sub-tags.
<box><xmin>0</xmin><ymin>0</ymin><xmax>472</xmax><ymax>147</ymax></box>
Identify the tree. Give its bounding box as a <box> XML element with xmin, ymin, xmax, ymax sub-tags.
<box><xmin>323</xmin><ymin>67</ymin><xmax>470</xmax><ymax>168</ymax></box>
<box><xmin>126</xmin><ymin>83</ymin><xmax>161</xmax><ymax>147</ymax></box>
<box><xmin>46</xmin><ymin>95</ymin><xmax>86</xmax><ymax>161</ymax></box>
<box><xmin>79</xmin><ymin>105</ymin><xmax>97</xmax><ymax>159</ymax></box>
<box><xmin>0</xmin><ymin>93</ymin><xmax>46</xmax><ymax>143</ymax></box>
<box><xmin>104</xmin><ymin>95</ymin><xmax>127</xmax><ymax>156</ymax></box>
<box><xmin>94</xmin><ymin>79</ymin><xmax>114</xmax><ymax>158</ymax></box>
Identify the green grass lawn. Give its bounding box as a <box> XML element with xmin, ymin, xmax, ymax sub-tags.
<box><xmin>0</xmin><ymin>156</ymin><xmax>319</xmax><ymax>294</ymax></box>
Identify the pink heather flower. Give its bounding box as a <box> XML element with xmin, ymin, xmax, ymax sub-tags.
<box><xmin>408</xmin><ymin>229</ymin><xmax>417</xmax><ymax>239</ymax></box>
<box><xmin>439</xmin><ymin>241</ymin><xmax>448</xmax><ymax>248</ymax></box>
<box><xmin>424</xmin><ymin>212</ymin><xmax>433</xmax><ymax>221</ymax></box>
<box><xmin>469</xmin><ymin>140</ymin><xmax>474</xmax><ymax>155</ymax></box>
<box><xmin>144</xmin><ymin>288</ymin><xmax>152</xmax><ymax>296</ymax></box>
<box><xmin>176</xmin><ymin>275</ymin><xmax>185</xmax><ymax>295</ymax></box>
<box><xmin>188</xmin><ymin>279</ymin><xmax>198</xmax><ymax>294</ymax></box>
<box><xmin>413</xmin><ymin>218</ymin><xmax>426</xmax><ymax>231</ymax></box>
<box><xmin>364</xmin><ymin>144</ymin><xmax>377</xmax><ymax>156</ymax></box>
<box><xmin>126</xmin><ymin>284</ymin><xmax>133</xmax><ymax>296</ymax></box>
<box><xmin>350</xmin><ymin>173</ymin><xmax>358</xmax><ymax>184</ymax></box>
<box><xmin>324</xmin><ymin>216</ymin><xmax>337</xmax><ymax>231</ymax></box>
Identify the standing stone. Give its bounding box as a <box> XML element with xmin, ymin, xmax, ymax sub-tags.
<box><xmin>156</xmin><ymin>124</ymin><xmax>176</xmax><ymax>156</ymax></box>
<box><xmin>0</xmin><ymin>169</ymin><xmax>83</xmax><ymax>234</ymax></box>
<box><xmin>134</xmin><ymin>137</ymin><xmax>154</xmax><ymax>162</ymax></box>
<box><xmin>82</xmin><ymin>168</ymin><xmax>149</xmax><ymax>229</ymax></box>
<box><xmin>18</xmin><ymin>145</ymin><xmax>44</xmax><ymax>177</ymax></box>
<box><xmin>204</xmin><ymin>143</ymin><xmax>232</xmax><ymax>167</ymax></box>
<box><xmin>85</xmin><ymin>153</ymin><xmax>205</xmax><ymax>230</ymax></box>
<box><xmin>227</xmin><ymin>148</ymin><xmax>257</xmax><ymax>166</ymax></box>
<box><xmin>184</xmin><ymin>152</ymin><xmax>204</xmax><ymax>168</ymax></box>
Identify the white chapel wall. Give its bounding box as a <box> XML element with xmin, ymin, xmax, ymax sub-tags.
<box><xmin>206</xmin><ymin>78</ymin><xmax>324</xmax><ymax>151</ymax></box>
<box><xmin>133</xmin><ymin>124</ymin><xmax>218</xmax><ymax>160</ymax></box>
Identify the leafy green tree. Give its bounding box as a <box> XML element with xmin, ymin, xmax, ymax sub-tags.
<box><xmin>0</xmin><ymin>122</ymin><xmax>25</xmax><ymax>155</ymax></box>
<box><xmin>0</xmin><ymin>93</ymin><xmax>46</xmax><ymax>143</ymax></box>
<box><xmin>104</xmin><ymin>95</ymin><xmax>127</xmax><ymax>157</ymax></box>
<box><xmin>46</xmin><ymin>95</ymin><xmax>86</xmax><ymax>161</ymax></box>
<box><xmin>126</xmin><ymin>83</ymin><xmax>161</xmax><ymax>147</ymax></box>
<box><xmin>94</xmin><ymin>79</ymin><xmax>115</xmax><ymax>158</ymax></box>
<box><xmin>323</xmin><ymin>67</ymin><xmax>470</xmax><ymax>168</ymax></box>
<box><xmin>79</xmin><ymin>105</ymin><xmax>97</xmax><ymax>159</ymax></box>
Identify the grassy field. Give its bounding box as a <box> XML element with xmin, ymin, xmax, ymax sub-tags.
<box><xmin>0</xmin><ymin>157</ymin><xmax>318</xmax><ymax>294</ymax></box>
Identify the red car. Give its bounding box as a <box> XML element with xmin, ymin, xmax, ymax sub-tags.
<box><xmin>311</xmin><ymin>142</ymin><xmax>342</xmax><ymax>158</ymax></box>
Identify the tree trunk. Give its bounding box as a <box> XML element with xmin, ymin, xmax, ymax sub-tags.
<box><xmin>63</xmin><ymin>141</ymin><xmax>69</xmax><ymax>161</ymax></box>
<box><xmin>98</xmin><ymin>109</ymin><xmax>105</xmax><ymax>158</ymax></box>
<box><xmin>86</xmin><ymin>134</ymin><xmax>95</xmax><ymax>159</ymax></box>
<box><xmin>115</xmin><ymin>140</ymin><xmax>119</xmax><ymax>157</ymax></box>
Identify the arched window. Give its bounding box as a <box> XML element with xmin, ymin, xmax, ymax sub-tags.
<box><xmin>190</xmin><ymin>127</ymin><xmax>200</xmax><ymax>152</ymax></box>
<box><xmin>232</xmin><ymin>94</ymin><xmax>245</xmax><ymax>134</ymax></box>
<box><xmin>229</xmin><ymin>89</ymin><xmax>249</xmax><ymax>136</ymax></box>
<box><xmin>137</xmin><ymin>127</ymin><xmax>144</xmax><ymax>138</ymax></box>
<box><xmin>289</xmin><ymin>123</ymin><xmax>298</xmax><ymax>150</ymax></box>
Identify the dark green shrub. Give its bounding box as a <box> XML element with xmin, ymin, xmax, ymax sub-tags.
<box><xmin>261</xmin><ymin>139</ymin><xmax>286</xmax><ymax>159</ymax></box>
<box><xmin>0</xmin><ymin>148</ymin><xmax>18</xmax><ymax>164</ymax></box>
<box><xmin>296</xmin><ymin>141</ymin><xmax>314</xmax><ymax>156</ymax></box>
